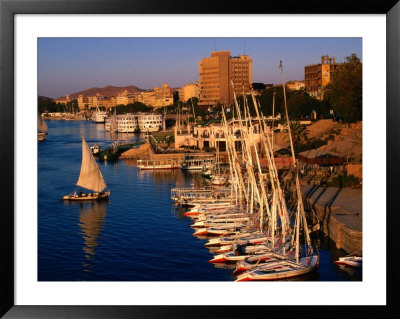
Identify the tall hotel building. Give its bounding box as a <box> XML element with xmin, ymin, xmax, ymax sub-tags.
<box><xmin>198</xmin><ymin>51</ymin><xmax>252</xmax><ymax>106</ymax></box>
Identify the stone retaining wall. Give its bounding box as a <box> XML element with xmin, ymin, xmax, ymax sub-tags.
<box><xmin>303</xmin><ymin>193</ymin><xmax>362</xmax><ymax>255</ymax></box>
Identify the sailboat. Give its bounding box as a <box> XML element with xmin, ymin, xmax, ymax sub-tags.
<box><xmin>235</xmin><ymin>61</ymin><xmax>319</xmax><ymax>281</ymax></box>
<box><xmin>211</xmin><ymin>142</ymin><xmax>227</xmax><ymax>186</ymax></box>
<box><xmin>38</xmin><ymin>113</ymin><xmax>48</xmax><ymax>141</ymax></box>
<box><xmin>62</xmin><ymin>136</ymin><xmax>110</xmax><ymax>200</ymax></box>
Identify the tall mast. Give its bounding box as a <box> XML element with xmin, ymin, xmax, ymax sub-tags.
<box><xmin>272</xmin><ymin>89</ymin><xmax>276</xmax><ymax>151</ymax></box>
<box><xmin>279</xmin><ymin>60</ymin><xmax>313</xmax><ymax>259</ymax></box>
<box><xmin>191</xmin><ymin>98</ymin><xmax>196</xmax><ymax>125</ymax></box>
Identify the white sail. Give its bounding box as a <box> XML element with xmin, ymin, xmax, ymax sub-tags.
<box><xmin>76</xmin><ymin>136</ymin><xmax>107</xmax><ymax>192</ymax></box>
<box><xmin>38</xmin><ymin>113</ymin><xmax>48</xmax><ymax>132</ymax></box>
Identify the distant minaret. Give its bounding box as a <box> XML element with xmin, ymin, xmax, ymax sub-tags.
<box><xmin>66</xmin><ymin>93</ymin><xmax>70</xmax><ymax>101</ymax></box>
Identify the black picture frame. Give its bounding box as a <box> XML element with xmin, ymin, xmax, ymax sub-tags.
<box><xmin>1</xmin><ymin>0</ymin><xmax>399</xmax><ymax>317</ymax></box>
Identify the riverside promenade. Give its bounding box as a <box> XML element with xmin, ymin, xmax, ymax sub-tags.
<box><xmin>301</xmin><ymin>184</ymin><xmax>362</xmax><ymax>255</ymax></box>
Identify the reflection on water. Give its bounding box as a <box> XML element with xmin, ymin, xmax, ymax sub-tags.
<box><xmin>39</xmin><ymin>120</ymin><xmax>361</xmax><ymax>281</ymax></box>
<box><xmin>76</xmin><ymin>201</ymin><xmax>108</xmax><ymax>272</ymax></box>
<box><xmin>137</xmin><ymin>169</ymin><xmax>184</xmax><ymax>186</ymax></box>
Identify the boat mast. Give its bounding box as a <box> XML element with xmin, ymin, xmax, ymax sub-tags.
<box><xmin>191</xmin><ymin>98</ymin><xmax>196</xmax><ymax>125</ymax></box>
<box><xmin>279</xmin><ymin>60</ymin><xmax>313</xmax><ymax>260</ymax></box>
<box><xmin>272</xmin><ymin>88</ymin><xmax>276</xmax><ymax>150</ymax></box>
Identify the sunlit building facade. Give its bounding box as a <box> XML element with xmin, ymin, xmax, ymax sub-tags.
<box><xmin>198</xmin><ymin>51</ymin><xmax>252</xmax><ymax>106</ymax></box>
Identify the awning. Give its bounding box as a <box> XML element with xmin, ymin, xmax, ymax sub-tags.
<box><xmin>298</xmin><ymin>148</ymin><xmax>345</xmax><ymax>165</ymax></box>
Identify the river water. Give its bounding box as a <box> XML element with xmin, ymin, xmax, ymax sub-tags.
<box><xmin>38</xmin><ymin>120</ymin><xmax>361</xmax><ymax>281</ymax></box>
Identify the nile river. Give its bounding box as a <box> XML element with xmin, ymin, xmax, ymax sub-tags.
<box><xmin>38</xmin><ymin>120</ymin><xmax>361</xmax><ymax>281</ymax></box>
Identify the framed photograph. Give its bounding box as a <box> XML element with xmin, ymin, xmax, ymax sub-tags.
<box><xmin>1</xmin><ymin>0</ymin><xmax>398</xmax><ymax>317</ymax></box>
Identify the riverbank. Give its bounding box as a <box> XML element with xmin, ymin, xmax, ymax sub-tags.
<box><xmin>119</xmin><ymin>141</ymin><xmax>213</xmax><ymax>162</ymax></box>
<box><xmin>301</xmin><ymin>184</ymin><xmax>362</xmax><ymax>255</ymax></box>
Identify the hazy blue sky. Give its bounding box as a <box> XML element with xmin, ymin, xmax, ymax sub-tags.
<box><xmin>38</xmin><ymin>38</ymin><xmax>362</xmax><ymax>99</ymax></box>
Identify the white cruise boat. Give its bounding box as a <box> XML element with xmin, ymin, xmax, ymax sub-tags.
<box><xmin>137</xmin><ymin>113</ymin><xmax>163</xmax><ymax>132</ymax></box>
<box><xmin>91</xmin><ymin>110</ymin><xmax>108</xmax><ymax>123</ymax></box>
<box><xmin>105</xmin><ymin>113</ymin><xmax>137</xmax><ymax>133</ymax></box>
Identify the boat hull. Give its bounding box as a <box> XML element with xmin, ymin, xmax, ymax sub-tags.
<box><xmin>62</xmin><ymin>191</ymin><xmax>110</xmax><ymax>201</ymax></box>
<box><xmin>235</xmin><ymin>255</ymin><xmax>319</xmax><ymax>281</ymax></box>
<box><xmin>138</xmin><ymin>166</ymin><xmax>180</xmax><ymax>170</ymax></box>
<box><xmin>334</xmin><ymin>257</ymin><xmax>362</xmax><ymax>268</ymax></box>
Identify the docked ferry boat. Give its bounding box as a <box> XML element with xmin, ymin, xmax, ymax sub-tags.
<box><xmin>105</xmin><ymin>113</ymin><xmax>137</xmax><ymax>133</ymax></box>
<box><xmin>181</xmin><ymin>154</ymin><xmax>215</xmax><ymax>170</ymax></box>
<box><xmin>137</xmin><ymin>158</ymin><xmax>180</xmax><ymax>170</ymax></box>
<box><xmin>137</xmin><ymin>113</ymin><xmax>163</xmax><ymax>132</ymax></box>
<box><xmin>91</xmin><ymin>110</ymin><xmax>108</xmax><ymax>123</ymax></box>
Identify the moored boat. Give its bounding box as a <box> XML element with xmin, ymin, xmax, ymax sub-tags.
<box><xmin>334</xmin><ymin>256</ymin><xmax>362</xmax><ymax>268</ymax></box>
<box><xmin>211</xmin><ymin>175</ymin><xmax>228</xmax><ymax>186</ymax></box>
<box><xmin>91</xmin><ymin>109</ymin><xmax>108</xmax><ymax>123</ymax></box>
<box><xmin>137</xmin><ymin>159</ymin><xmax>180</xmax><ymax>170</ymax></box>
<box><xmin>90</xmin><ymin>144</ymin><xmax>102</xmax><ymax>155</ymax></box>
<box><xmin>235</xmin><ymin>255</ymin><xmax>319</xmax><ymax>281</ymax></box>
<box><xmin>38</xmin><ymin>112</ymin><xmax>48</xmax><ymax>141</ymax></box>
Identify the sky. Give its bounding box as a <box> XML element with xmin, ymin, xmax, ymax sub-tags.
<box><xmin>38</xmin><ymin>38</ymin><xmax>362</xmax><ymax>99</ymax></box>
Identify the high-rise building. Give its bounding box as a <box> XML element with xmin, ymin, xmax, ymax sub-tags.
<box><xmin>198</xmin><ymin>51</ymin><xmax>252</xmax><ymax>106</ymax></box>
<box><xmin>304</xmin><ymin>55</ymin><xmax>342</xmax><ymax>99</ymax></box>
<box><xmin>230</xmin><ymin>55</ymin><xmax>253</xmax><ymax>98</ymax></box>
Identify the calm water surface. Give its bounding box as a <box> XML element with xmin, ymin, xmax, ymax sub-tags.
<box><xmin>38</xmin><ymin>120</ymin><xmax>361</xmax><ymax>281</ymax></box>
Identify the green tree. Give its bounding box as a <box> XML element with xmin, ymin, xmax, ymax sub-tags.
<box><xmin>289</xmin><ymin>121</ymin><xmax>309</xmax><ymax>145</ymax></box>
<box><xmin>173</xmin><ymin>91</ymin><xmax>180</xmax><ymax>103</ymax></box>
<box><xmin>257</xmin><ymin>86</ymin><xmax>285</xmax><ymax>116</ymax></box>
<box><xmin>325</xmin><ymin>53</ymin><xmax>362</xmax><ymax>123</ymax></box>
<box><xmin>287</xmin><ymin>91</ymin><xmax>331</xmax><ymax>119</ymax></box>
<box><xmin>116</xmin><ymin>102</ymin><xmax>152</xmax><ymax>114</ymax></box>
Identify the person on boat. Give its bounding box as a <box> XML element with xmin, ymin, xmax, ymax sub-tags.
<box><xmin>79</xmin><ymin>191</ymin><xmax>82</xmax><ymax>197</ymax></box>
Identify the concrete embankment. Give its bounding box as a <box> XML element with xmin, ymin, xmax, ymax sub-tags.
<box><xmin>301</xmin><ymin>184</ymin><xmax>362</xmax><ymax>256</ymax></box>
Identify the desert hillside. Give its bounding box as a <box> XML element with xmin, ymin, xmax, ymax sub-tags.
<box><xmin>57</xmin><ymin>85</ymin><xmax>143</xmax><ymax>100</ymax></box>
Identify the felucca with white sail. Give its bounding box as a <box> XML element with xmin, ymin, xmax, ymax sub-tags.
<box><xmin>62</xmin><ymin>136</ymin><xmax>110</xmax><ymax>200</ymax></box>
<box><xmin>38</xmin><ymin>113</ymin><xmax>48</xmax><ymax>141</ymax></box>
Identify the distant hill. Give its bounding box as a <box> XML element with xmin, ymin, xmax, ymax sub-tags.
<box><xmin>57</xmin><ymin>85</ymin><xmax>143</xmax><ymax>100</ymax></box>
<box><xmin>38</xmin><ymin>96</ymin><xmax>54</xmax><ymax>103</ymax></box>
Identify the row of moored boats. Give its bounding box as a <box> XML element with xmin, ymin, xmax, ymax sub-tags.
<box><xmin>170</xmin><ymin>77</ymin><xmax>361</xmax><ymax>280</ymax></box>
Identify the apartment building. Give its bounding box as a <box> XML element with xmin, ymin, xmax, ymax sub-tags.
<box><xmin>230</xmin><ymin>55</ymin><xmax>253</xmax><ymax>97</ymax></box>
<box><xmin>304</xmin><ymin>55</ymin><xmax>342</xmax><ymax>99</ymax></box>
<box><xmin>286</xmin><ymin>80</ymin><xmax>305</xmax><ymax>91</ymax></box>
<box><xmin>134</xmin><ymin>84</ymin><xmax>173</xmax><ymax>107</ymax></box>
<box><xmin>198</xmin><ymin>51</ymin><xmax>253</xmax><ymax>107</ymax></box>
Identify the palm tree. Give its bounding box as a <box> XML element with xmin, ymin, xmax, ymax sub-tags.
<box><xmin>290</xmin><ymin>121</ymin><xmax>309</xmax><ymax>145</ymax></box>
